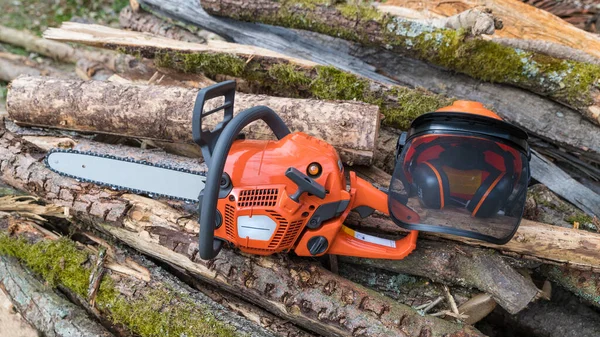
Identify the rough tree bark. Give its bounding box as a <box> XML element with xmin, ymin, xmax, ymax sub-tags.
<box><xmin>340</xmin><ymin>240</ymin><xmax>540</xmax><ymax>315</ymax></box>
<box><xmin>0</xmin><ymin>215</ymin><xmax>278</xmax><ymax>337</ymax></box>
<box><xmin>0</xmin><ymin>128</ymin><xmax>484</xmax><ymax>337</ymax></box>
<box><xmin>541</xmin><ymin>264</ymin><xmax>600</xmax><ymax>309</ymax></box>
<box><xmin>42</xmin><ymin>20</ymin><xmax>453</xmax><ymax>130</ymax></box>
<box><xmin>6</xmin><ymin>76</ymin><xmax>380</xmax><ymax>166</ymax></box>
<box><xmin>0</xmin><ymin>255</ymin><xmax>114</xmax><ymax>337</ymax></box>
<box><xmin>200</xmin><ymin>0</ymin><xmax>600</xmax><ymax>126</ymax></box>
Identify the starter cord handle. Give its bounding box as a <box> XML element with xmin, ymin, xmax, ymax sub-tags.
<box><xmin>198</xmin><ymin>105</ymin><xmax>291</xmax><ymax>260</ymax></box>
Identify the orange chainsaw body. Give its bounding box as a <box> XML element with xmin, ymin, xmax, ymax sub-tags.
<box><xmin>213</xmin><ymin>131</ymin><xmax>418</xmax><ymax>259</ymax></box>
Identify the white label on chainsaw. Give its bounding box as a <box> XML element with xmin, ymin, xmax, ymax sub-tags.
<box><xmin>353</xmin><ymin>230</ymin><xmax>396</xmax><ymax>248</ymax></box>
<box><xmin>237</xmin><ymin>215</ymin><xmax>277</xmax><ymax>241</ymax></box>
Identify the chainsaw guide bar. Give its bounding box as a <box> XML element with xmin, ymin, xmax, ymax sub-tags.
<box><xmin>45</xmin><ymin>148</ymin><xmax>208</xmax><ymax>203</ymax></box>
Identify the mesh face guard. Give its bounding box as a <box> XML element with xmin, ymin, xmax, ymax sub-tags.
<box><xmin>388</xmin><ymin>111</ymin><xmax>531</xmax><ymax>245</ymax></box>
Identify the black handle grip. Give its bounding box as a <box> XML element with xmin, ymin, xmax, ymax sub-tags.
<box><xmin>285</xmin><ymin>167</ymin><xmax>326</xmax><ymax>202</ymax></box>
<box><xmin>198</xmin><ymin>105</ymin><xmax>291</xmax><ymax>260</ymax></box>
<box><xmin>192</xmin><ymin>80</ymin><xmax>236</xmax><ymax>166</ymax></box>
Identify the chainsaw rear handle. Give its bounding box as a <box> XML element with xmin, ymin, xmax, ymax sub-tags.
<box><xmin>198</xmin><ymin>104</ymin><xmax>291</xmax><ymax>260</ymax></box>
<box><xmin>192</xmin><ymin>80</ymin><xmax>236</xmax><ymax>166</ymax></box>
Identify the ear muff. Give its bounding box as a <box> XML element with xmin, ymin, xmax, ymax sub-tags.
<box><xmin>412</xmin><ymin>161</ymin><xmax>450</xmax><ymax>209</ymax></box>
<box><xmin>467</xmin><ymin>171</ymin><xmax>513</xmax><ymax>217</ymax></box>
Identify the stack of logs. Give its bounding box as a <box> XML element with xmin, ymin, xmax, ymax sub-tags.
<box><xmin>1</xmin><ymin>1</ymin><xmax>600</xmax><ymax>336</ymax></box>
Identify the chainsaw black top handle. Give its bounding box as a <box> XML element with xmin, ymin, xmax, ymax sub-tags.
<box><xmin>195</xmin><ymin>82</ymin><xmax>291</xmax><ymax>260</ymax></box>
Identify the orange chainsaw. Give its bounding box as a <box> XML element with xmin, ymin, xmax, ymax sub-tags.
<box><xmin>45</xmin><ymin>81</ymin><xmax>531</xmax><ymax>260</ymax></box>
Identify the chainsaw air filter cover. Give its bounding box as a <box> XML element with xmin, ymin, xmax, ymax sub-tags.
<box><xmin>388</xmin><ymin>106</ymin><xmax>531</xmax><ymax>245</ymax></box>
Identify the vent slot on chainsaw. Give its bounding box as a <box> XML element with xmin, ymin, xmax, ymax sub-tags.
<box><xmin>238</xmin><ymin>188</ymin><xmax>279</xmax><ymax>207</ymax></box>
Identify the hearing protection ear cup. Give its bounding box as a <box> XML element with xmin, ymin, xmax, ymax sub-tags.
<box><xmin>412</xmin><ymin>161</ymin><xmax>450</xmax><ymax>209</ymax></box>
<box><xmin>467</xmin><ymin>172</ymin><xmax>513</xmax><ymax>217</ymax></box>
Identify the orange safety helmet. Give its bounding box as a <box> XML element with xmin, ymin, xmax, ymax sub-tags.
<box><xmin>389</xmin><ymin>101</ymin><xmax>531</xmax><ymax>245</ymax></box>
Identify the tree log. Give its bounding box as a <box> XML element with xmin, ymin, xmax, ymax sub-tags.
<box><xmin>0</xmin><ymin>215</ymin><xmax>278</xmax><ymax>337</ymax></box>
<box><xmin>43</xmin><ymin>20</ymin><xmax>452</xmax><ymax>130</ymax></box>
<box><xmin>0</xmin><ymin>52</ymin><xmax>73</xmax><ymax>82</ymax></box>
<box><xmin>350</xmin><ymin>166</ymin><xmax>600</xmax><ymax>271</ymax></box>
<box><xmin>0</xmin><ymin>128</ymin><xmax>483</xmax><ymax>337</ymax></box>
<box><xmin>6</xmin><ymin>76</ymin><xmax>379</xmax><ymax>166</ymax></box>
<box><xmin>378</xmin><ymin>0</ymin><xmax>600</xmax><ymax>59</ymax></box>
<box><xmin>0</xmin><ymin>256</ymin><xmax>114</xmax><ymax>337</ymax></box>
<box><xmin>339</xmin><ymin>240</ymin><xmax>540</xmax><ymax>315</ymax></box>
<box><xmin>0</xmin><ymin>26</ymin><xmax>136</xmax><ymax>73</ymax></box>
<box><xmin>201</xmin><ymin>0</ymin><xmax>600</xmax><ymax>126</ymax></box>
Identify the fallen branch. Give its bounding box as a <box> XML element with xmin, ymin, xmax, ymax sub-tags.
<box><xmin>0</xmin><ymin>125</ymin><xmax>484</xmax><ymax>337</ymax></box>
<box><xmin>201</xmin><ymin>0</ymin><xmax>600</xmax><ymax>126</ymax></box>
<box><xmin>0</xmin><ymin>254</ymin><xmax>114</xmax><ymax>337</ymax></box>
<box><xmin>6</xmin><ymin>76</ymin><xmax>380</xmax><ymax>166</ymax></box>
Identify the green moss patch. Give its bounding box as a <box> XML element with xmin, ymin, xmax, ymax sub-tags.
<box><xmin>0</xmin><ymin>232</ymin><xmax>242</xmax><ymax>337</ymax></box>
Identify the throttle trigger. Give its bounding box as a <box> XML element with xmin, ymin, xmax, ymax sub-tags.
<box><xmin>285</xmin><ymin>167</ymin><xmax>326</xmax><ymax>202</ymax></box>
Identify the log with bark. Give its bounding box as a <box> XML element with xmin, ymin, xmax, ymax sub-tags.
<box><xmin>0</xmin><ymin>125</ymin><xmax>484</xmax><ymax>337</ymax></box>
<box><xmin>340</xmin><ymin>240</ymin><xmax>541</xmax><ymax>315</ymax></box>
<box><xmin>0</xmin><ymin>214</ymin><xmax>281</xmax><ymax>337</ymax></box>
<box><xmin>0</xmin><ymin>254</ymin><xmax>114</xmax><ymax>337</ymax></box>
<box><xmin>5</xmin><ymin>76</ymin><xmax>380</xmax><ymax>166</ymax></box>
<box><xmin>42</xmin><ymin>20</ymin><xmax>453</xmax><ymax>130</ymax></box>
<box><xmin>376</xmin><ymin>0</ymin><xmax>600</xmax><ymax>60</ymax></box>
<box><xmin>0</xmin><ymin>52</ymin><xmax>73</xmax><ymax>82</ymax></box>
<box><xmin>200</xmin><ymin>0</ymin><xmax>600</xmax><ymax>127</ymax></box>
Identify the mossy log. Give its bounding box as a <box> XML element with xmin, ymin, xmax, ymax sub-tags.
<box><xmin>377</xmin><ymin>0</ymin><xmax>600</xmax><ymax>60</ymax></box>
<box><xmin>0</xmin><ymin>254</ymin><xmax>113</xmax><ymax>337</ymax></box>
<box><xmin>6</xmin><ymin>76</ymin><xmax>379</xmax><ymax>166</ymax></box>
<box><xmin>201</xmin><ymin>0</ymin><xmax>600</xmax><ymax>126</ymax></box>
<box><xmin>0</xmin><ymin>215</ymin><xmax>277</xmax><ymax>337</ymax></box>
<box><xmin>0</xmin><ymin>128</ymin><xmax>484</xmax><ymax>337</ymax></box>
<box><xmin>340</xmin><ymin>240</ymin><xmax>540</xmax><ymax>315</ymax></box>
<box><xmin>43</xmin><ymin>20</ymin><xmax>453</xmax><ymax>130</ymax></box>
<box><xmin>0</xmin><ymin>52</ymin><xmax>73</xmax><ymax>82</ymax></box>
<box><xmin>349</xmin><ymin>166</ymin><xmax>600</xmax><ymax>271</ymax></box>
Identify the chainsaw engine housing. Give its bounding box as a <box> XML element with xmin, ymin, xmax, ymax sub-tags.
<box><xmin>213</xmin><ymin>132</ymin><xmax>350</xmax><ymax>255</ymax></box>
